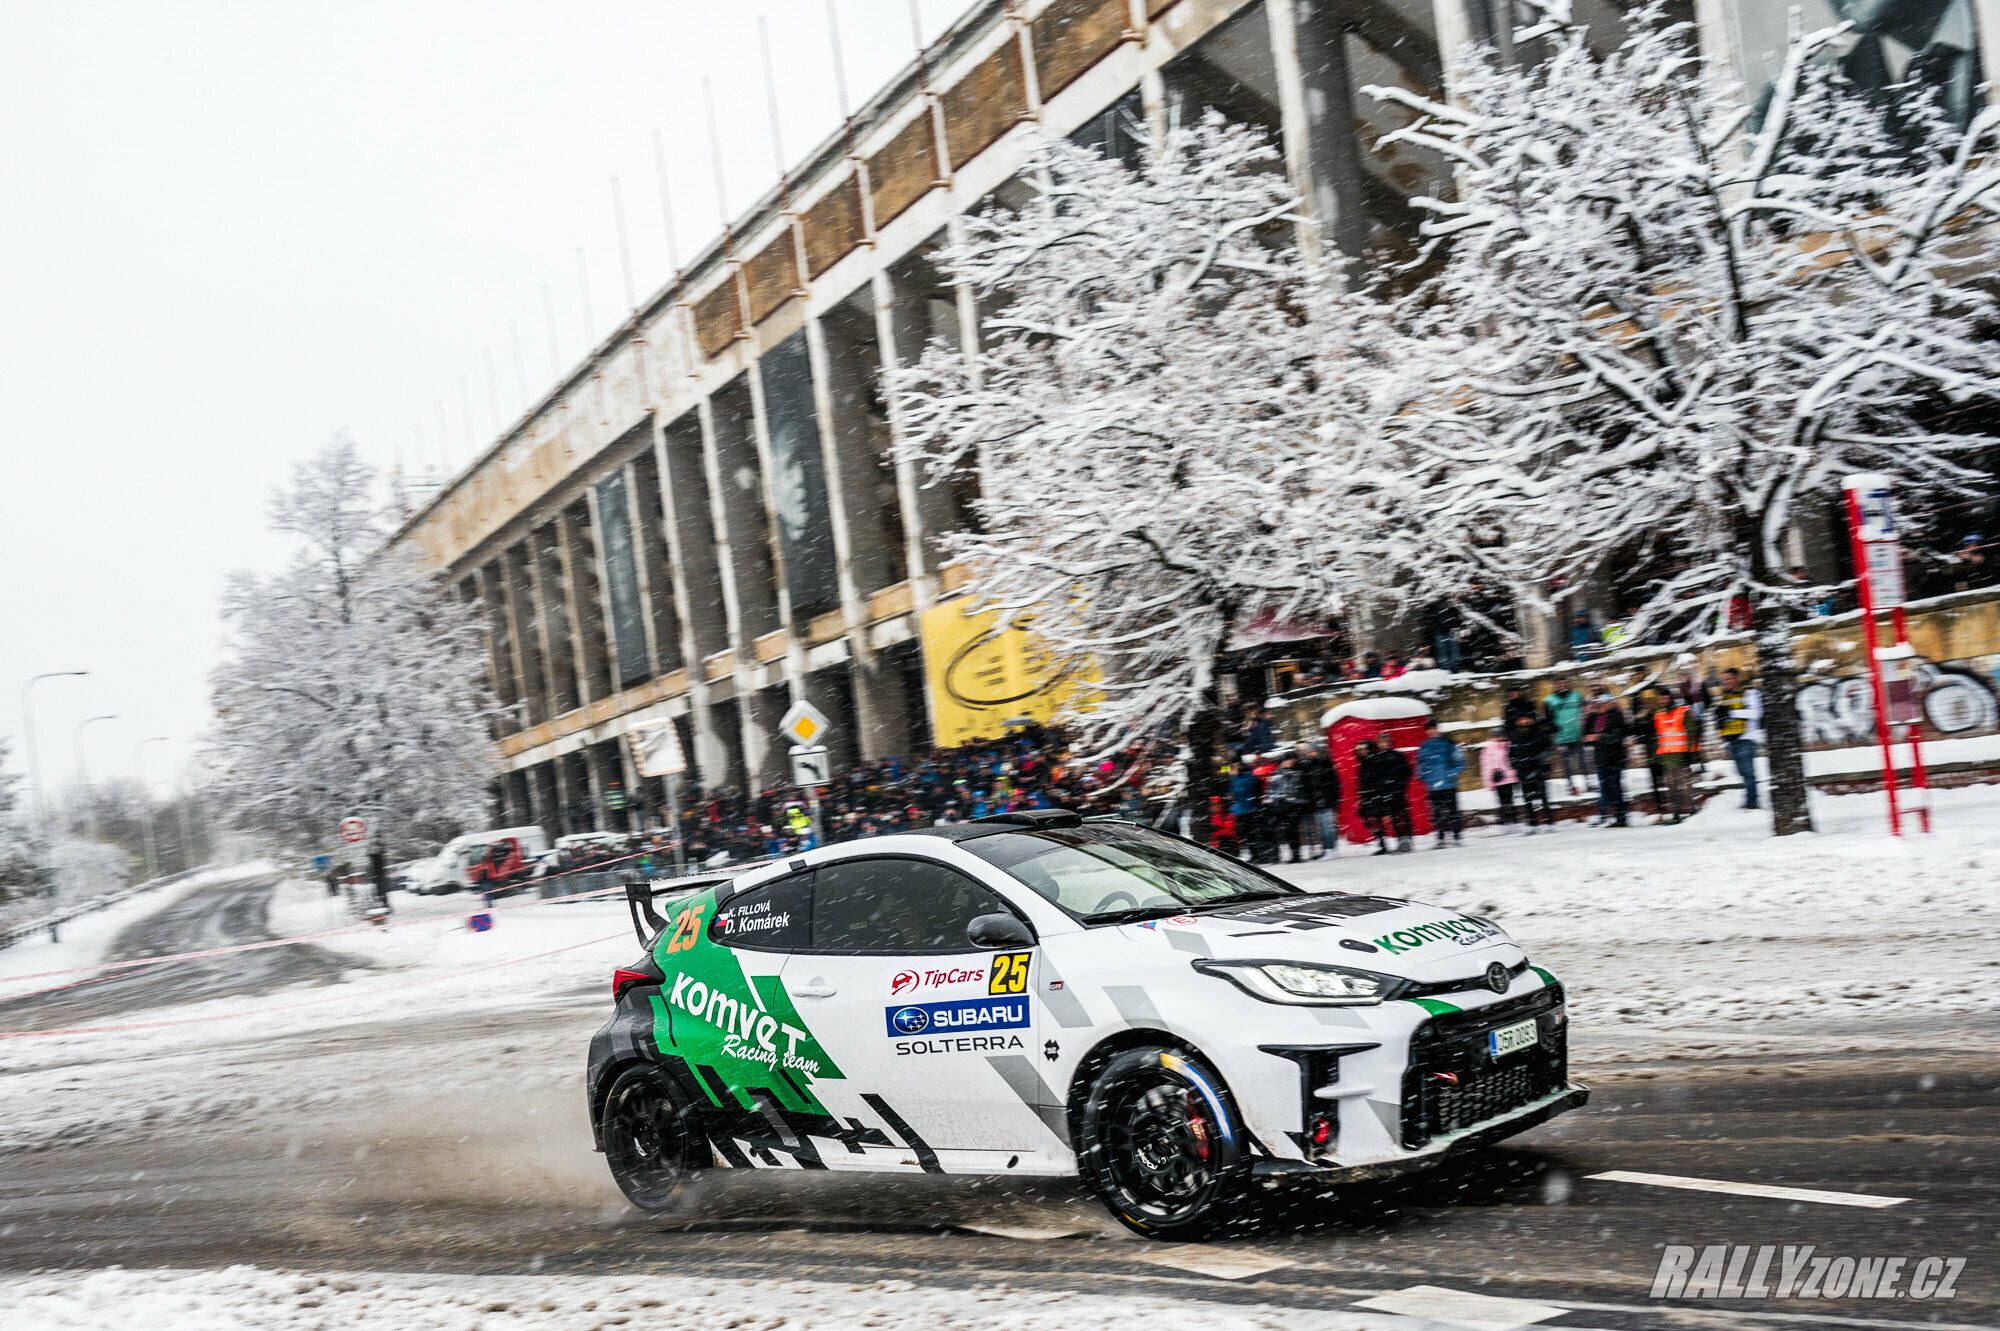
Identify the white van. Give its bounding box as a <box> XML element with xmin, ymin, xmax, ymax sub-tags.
<box><xmin>408</xmin><ymin>825</ymin><xmax>551</xmax><ymax>894</ymax></box>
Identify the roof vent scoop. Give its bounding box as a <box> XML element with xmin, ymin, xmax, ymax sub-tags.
<box><xmin>971</xmin><ymin>808</ymin><xmax>1083</xmax><ymax>829</ymax></box>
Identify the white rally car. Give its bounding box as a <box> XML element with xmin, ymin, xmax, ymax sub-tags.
<box><xmin>587</xmin><ymin>810</ymin><xmax>1585</xmax><ymax>1238</ymax></box>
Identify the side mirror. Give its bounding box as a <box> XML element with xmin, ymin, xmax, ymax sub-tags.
<box><xmin>967</xmin><ymin>912</ymin><xmax>1034</xmax><ymax>950</ymax></box>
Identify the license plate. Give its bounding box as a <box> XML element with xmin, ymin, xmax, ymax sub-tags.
<box><xmin>1489</xmin><ymin>1019</ymin><xmax>1538</xmax><ymax>1059</ymax></box>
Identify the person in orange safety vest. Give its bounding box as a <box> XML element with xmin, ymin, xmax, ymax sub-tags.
<box><xmin>1652</xmin><ymin>694</ymin><xmax>1704</xmax><ymax>824</ymax></box>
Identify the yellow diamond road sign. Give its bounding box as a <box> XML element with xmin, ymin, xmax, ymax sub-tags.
<box><xmin>779</xmin><ymin>700</ymin><xmax>831</xmax><ymax>747</ymax></box>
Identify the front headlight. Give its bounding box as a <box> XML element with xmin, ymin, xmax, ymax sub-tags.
<box><xmin>1191</xmin><ymin>958</ymin><xmax>1402</xmax><ymax>1006</ymax></box>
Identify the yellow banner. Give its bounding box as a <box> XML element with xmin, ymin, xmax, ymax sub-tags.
<box><xmin>920</xmin><ymin>599</ymin><xmax>1089</xmax><ymax>748</ymax></box>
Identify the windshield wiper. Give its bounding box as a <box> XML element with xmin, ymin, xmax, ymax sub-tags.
<box><xmin>1080</xmin><ymin>904</ymin><xmax>1196</xmax><ymax>925</ymax></box>
<box><xmin>1082</xmin><ymin>890</ymin><xmax>1292</xmax><ymax>925</ymax></box>
<box><xmin>1190</xmin><ymin>890</ymin><xmax>1289</xmax><ymax>909</ymax></box>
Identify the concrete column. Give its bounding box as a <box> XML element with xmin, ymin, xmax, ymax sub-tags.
<box><xmin>1266</xmin><ymin>0</ymin><xmax>1325</xmax><ymax>262</ymax></box>
<box><xmin>743</xmin><ymin>360</ymin><xmax>799</xmax><ymax>637</ymax></box>
<box><xmin>582</xmin><ymin>482</ymin><xmax>635</xmax><ymax>691</ymax></box>
<box><xmin>1430</xmin><ymin>0</ymin><xmax>1476</xmax><ymax>94</ymax></box>
<box><xmin>872</xmin><ymin>266</ymin><xmax>937</xmax><ymax>602</ymax></box>
<box><xmin>505</xmin><ymin>543</ymin><xmax>551</xmax><ymax>727</ymax></box>
<box><xmin>1282</xmin><ymin>0</ymin><xmax>1372</xmax><ymax>258</ymax></box>
<box><xmin>1691</xmin><ymin>0</ymin><xmax>1744</xmax><ymax>108</ymax></box>
<box><xmin>550</xmin><ymin>747</ymin><xmax>577</xmax><ymax>835</ymax></box>
<box><xmin>806</xmin><ymin>298</ymin><xmax>912</xmax><ymax>761</ymax></box>
<box><xmin>528</xmin><ymin>526</ymin><xmax>580</xmax><ymax>716</ymax></box>
<box><xmin>556</xmin><ymin>503</ymin><xmax>611</xmax><ymax>704</ymax></box>
<box><xmin>694</xmin><ymin>393</ymin><xmax>756</xmax><ymax>789</ymax></box>
<box><xmin>473</xmin><ymin>565</ymin><xmax>520</xmax><ymax>733</ymax></box>
<box><xmin>649</xmin><ymin>410</ymin><xmax>727</xmax><ymax>793</ymax></box>
<box><xmin>1979</xmin><ymin>0</ymin><xmax>2000</xmax><ymax>113</ymax></box>
<box><xmin>620</xmin><ymin>458</ymin><xmax>666</xmax><ymax>679</ymax></box>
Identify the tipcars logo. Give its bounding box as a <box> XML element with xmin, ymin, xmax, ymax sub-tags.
<box><xmin>883</xmin><ymin>996</ymin><xmax>1029</xmax><ymax>1039</ymax></box>
<box><xmin>890</xmin><ymin>966</ymin><xmax>985</xmax><ymax>995</ymax></box>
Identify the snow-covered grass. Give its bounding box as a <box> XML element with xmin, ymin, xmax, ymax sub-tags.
<box><xmin>0</xmin><ymin>1266</ymin><xmax>1416</xmax><ymax>1331</ymax></box>
<box><xmin>1274</xmin><ymin>782</ymin><xmax>2000</xmax><ymax>1064</ymax></box>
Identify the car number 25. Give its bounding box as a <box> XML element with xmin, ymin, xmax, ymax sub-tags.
<box><xmin>987</xmin><ymin>951</ymin><xmax>1031</xmax><ymax>995</ymax></box>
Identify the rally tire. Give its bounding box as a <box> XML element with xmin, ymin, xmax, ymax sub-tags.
<box><xmin>601</xmin><ymin>1062</ymin><xmax>708</xmax><ymax>1212</ymax></box>
<box><xmin>1076</xmin><ymin>1045</ymin><xmax>1251</xmax><ymax>1240</ymax></box>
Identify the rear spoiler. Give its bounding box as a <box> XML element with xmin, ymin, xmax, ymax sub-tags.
<box><xmin>623</xmin><ymin>873</ymin><xmax>736</xmax><ymax>946</ymax></box>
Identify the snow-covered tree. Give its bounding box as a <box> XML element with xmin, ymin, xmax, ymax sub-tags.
<box><xmin>45</xmin><ymin>836</ymin><xmax>130</xmax><ymax>899</ymax></box>
<box><xmin>1367</xmin><ymin>3</ymin><xmax>2000</xmax><ymax>835</ymax></box>
<box><xmin>205</xmin><ymin>436</ymin><xmax>503</xmax><ymax>858</ymax></box>
<box><xmin>894</xmin><ymin>117</ymin><xmax>1409</xmax><ymax>817</ymax></box>
<box><xmin>0</xmin><ymin>736</ymin><xmax>37</xmax><ymax>894</ymax></box>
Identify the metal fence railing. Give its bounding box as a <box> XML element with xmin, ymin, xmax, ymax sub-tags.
<box><xmin>0</xmin><ymin>865</ymin><xmax>212</xmax><ymax>952</ymax></box>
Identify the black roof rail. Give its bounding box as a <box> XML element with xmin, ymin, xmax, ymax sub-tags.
<box><xmin>969</xmin><ymin>808</ymin><xmax>1084</xmax><ymax>829</ymax></box>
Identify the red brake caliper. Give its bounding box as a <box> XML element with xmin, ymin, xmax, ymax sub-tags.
<box><xmin>1185</xmin><ymin>1092</ymin><xmax>1212</xmax><ymax>1163</ymax></box>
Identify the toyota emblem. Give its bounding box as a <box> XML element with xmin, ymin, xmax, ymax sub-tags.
<box><xmin>1484</xmin><ymin>962</ymin><xmax>1510</xmax><ymax>994</ymax></box>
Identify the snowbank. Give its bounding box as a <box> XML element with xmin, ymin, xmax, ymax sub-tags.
<box><xmin>0</xmin><ymin>1265</ymin><xmax>1415</xmax><ymax>1331</ymax></box>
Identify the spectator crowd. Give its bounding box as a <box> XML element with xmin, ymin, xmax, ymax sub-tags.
<box><xmin>1215</xmin><ymin>666</ymin><xmax>1765</xmax><ymax>860</ymax></box>
<box><xmin>543</xmin><ymin>667</ymin><xmax>1769</xmax><ymax>876</ymax></box>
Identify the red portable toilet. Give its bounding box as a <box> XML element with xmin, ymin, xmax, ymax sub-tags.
<box><xmin>1320</xmin><ymin>697</ymin><xmax>1434</xmax><ymax>844</ymax></box>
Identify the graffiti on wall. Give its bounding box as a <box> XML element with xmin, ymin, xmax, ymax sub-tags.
<box><xmin>1796</xmin><ymin>656</ymin><xmax>2000</xmax><ymax>745</ymax></box>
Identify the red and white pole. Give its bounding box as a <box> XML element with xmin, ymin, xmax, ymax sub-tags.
<box><xmin>1840</xmin><ymin>474</ymin><xmax>1930</xmax><ymax>835</ymax></box>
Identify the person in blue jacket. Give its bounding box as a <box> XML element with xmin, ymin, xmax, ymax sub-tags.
<box><xmin>1416</xmin><ymin>719</ymin><xmax>1466</xmax><ymax>847</ymax></box>
<box><xmin>1229</xmin><ymin>762</ymin><xmax>1267</xmax><ymax>863</ymax></box>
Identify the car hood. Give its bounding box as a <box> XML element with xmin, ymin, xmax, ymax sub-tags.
<box><xmin>1119</xmin><ymin>891</ymin><xmax>1526</xmax><ymax>985</ymax></box>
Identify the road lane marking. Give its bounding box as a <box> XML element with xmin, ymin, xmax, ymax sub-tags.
<box><xmin>959</xmin><ymin>1222</ymin><xmax>1096</xmax><ymax>1241</ymax></box>
<box><xmin>1588</xmin><ymin>1170</ymin><xmax>1908</xmax><ymax>1208</ymax></box>
<box><xmin>1351</xmin><ymin>1285</ymin><xmax>1565</xmax><ymax>1331</ymax></box>
<box><xmin>1128</xmin><ymin>1244</ymin><xmax>1296</xmax><ymax>1280</ymax></box>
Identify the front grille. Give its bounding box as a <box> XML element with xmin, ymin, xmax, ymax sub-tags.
<box><xmin>1403</xmin><ymin>959</ymin><xmax>1529</xmax><ymax>1000</ymax></box>
<box><xmin>1402</xmin><ymin>984</ymin><xmax>1567</xmax><ymax>1149</ymax></box>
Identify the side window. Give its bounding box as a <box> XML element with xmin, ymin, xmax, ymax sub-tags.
<box><xmin>809</xmin><ymin>858</ymin><xmax>1014</xmax><ymax>955</ymax></box>
<box><xmin>708</xmin><ymin>875</ymin><xmax>813</xmax><ymax>951</ymax></box>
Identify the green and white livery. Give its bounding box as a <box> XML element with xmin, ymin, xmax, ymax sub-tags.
<box><xmin>586</xmin><ymin>811</ymin><xmax>1585</xmax><ymax>1238</ymax></box>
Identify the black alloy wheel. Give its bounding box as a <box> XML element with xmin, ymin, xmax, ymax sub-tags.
<box><xmin>1078</xmin><ymin>1045</ymin><xmax>1249</xmax><ymax>1239</ymax></box>
<box><xmin>601</xmin><ymin>1063</ymin><xmax>707</xmax><ymax>1212</ymax></box>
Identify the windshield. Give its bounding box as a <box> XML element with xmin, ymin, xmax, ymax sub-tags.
<box><xmin>963</xmin><ymin>824</ymin><xmax>1297</xmax><ymax>922</ymax></box>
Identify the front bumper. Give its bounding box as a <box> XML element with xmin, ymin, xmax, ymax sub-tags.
<box><xmin>1203</xmin><ymin>972</ymin><xmax>1579</xmax><ymax>1173</ymax></box>
<box><xmin>1252</xmin><ymin>1082</ymin><xmax>1589</xmax><ymax>1180</ymax></box>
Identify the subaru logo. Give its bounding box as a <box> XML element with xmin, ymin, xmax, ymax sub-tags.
<box><xmin>1485</xmin><ymin>962</ymin><xmax>1510</xmax><ymax>994</ymax></box>
<box><xmin>891</xmin><ymin>1006</ymin><xmax>930</xmax><ymax>1035</ymax></box>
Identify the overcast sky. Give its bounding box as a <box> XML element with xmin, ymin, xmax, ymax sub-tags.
<box><xmin>0</xmin><ymin>0</ymin><xmax>972</xmax><ymax>799</ymax></box>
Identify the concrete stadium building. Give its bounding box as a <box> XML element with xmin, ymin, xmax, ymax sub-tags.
<box><xmin>388</xmin><ymin>0</ymin><xmax>1997</xmax><ymax>833</ymax></box>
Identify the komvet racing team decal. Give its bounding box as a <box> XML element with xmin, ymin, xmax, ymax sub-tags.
<box><xmin>648</xmin><ymin>889</ymin><xmax>845</xmax><ymax>1113</ymax></box>
<box><xmin>1371</xmin><ymin>915</ymin><xmax>1502</xmax><ymax>954</ymax></box>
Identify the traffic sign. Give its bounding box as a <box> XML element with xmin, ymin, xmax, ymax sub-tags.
<box><xmin>627</xmin><ymin>720</ymin><xmax>687</xmax><ymax>777</ymax></box>
<box><xmin>779</xmin><ymin>700</ymin><xmax>831</xmax><ymax>747</ymax></box>
<box><xmin>790</xmin><ymin>744</ymin><xmax>831</xmax><ymax>787</ymax></box>
<box><xmin>337</xmin><ymin>816</ymin><xmax>368</xmax><ymax>844</ymax></box>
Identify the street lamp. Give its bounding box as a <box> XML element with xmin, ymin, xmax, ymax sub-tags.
<box><xmin>72</xmin><ymin>714</ymin><xmax>118</xmax><ymax>843</ymax></box>
<box><xmin>134</xmin><ymin>736</ymin><xmax>169</xmax><ymax>882</ymax></box>
<box><xmin>18</xmin><ymin>670</ymin><xmax>88</xmax><ymax>839</ymax></box>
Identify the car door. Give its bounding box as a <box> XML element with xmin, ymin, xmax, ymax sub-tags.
<box><xmin>783</xmin><ymin>855</ymin><xmax>1047</xmax><ymax>1166</ymax></box>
